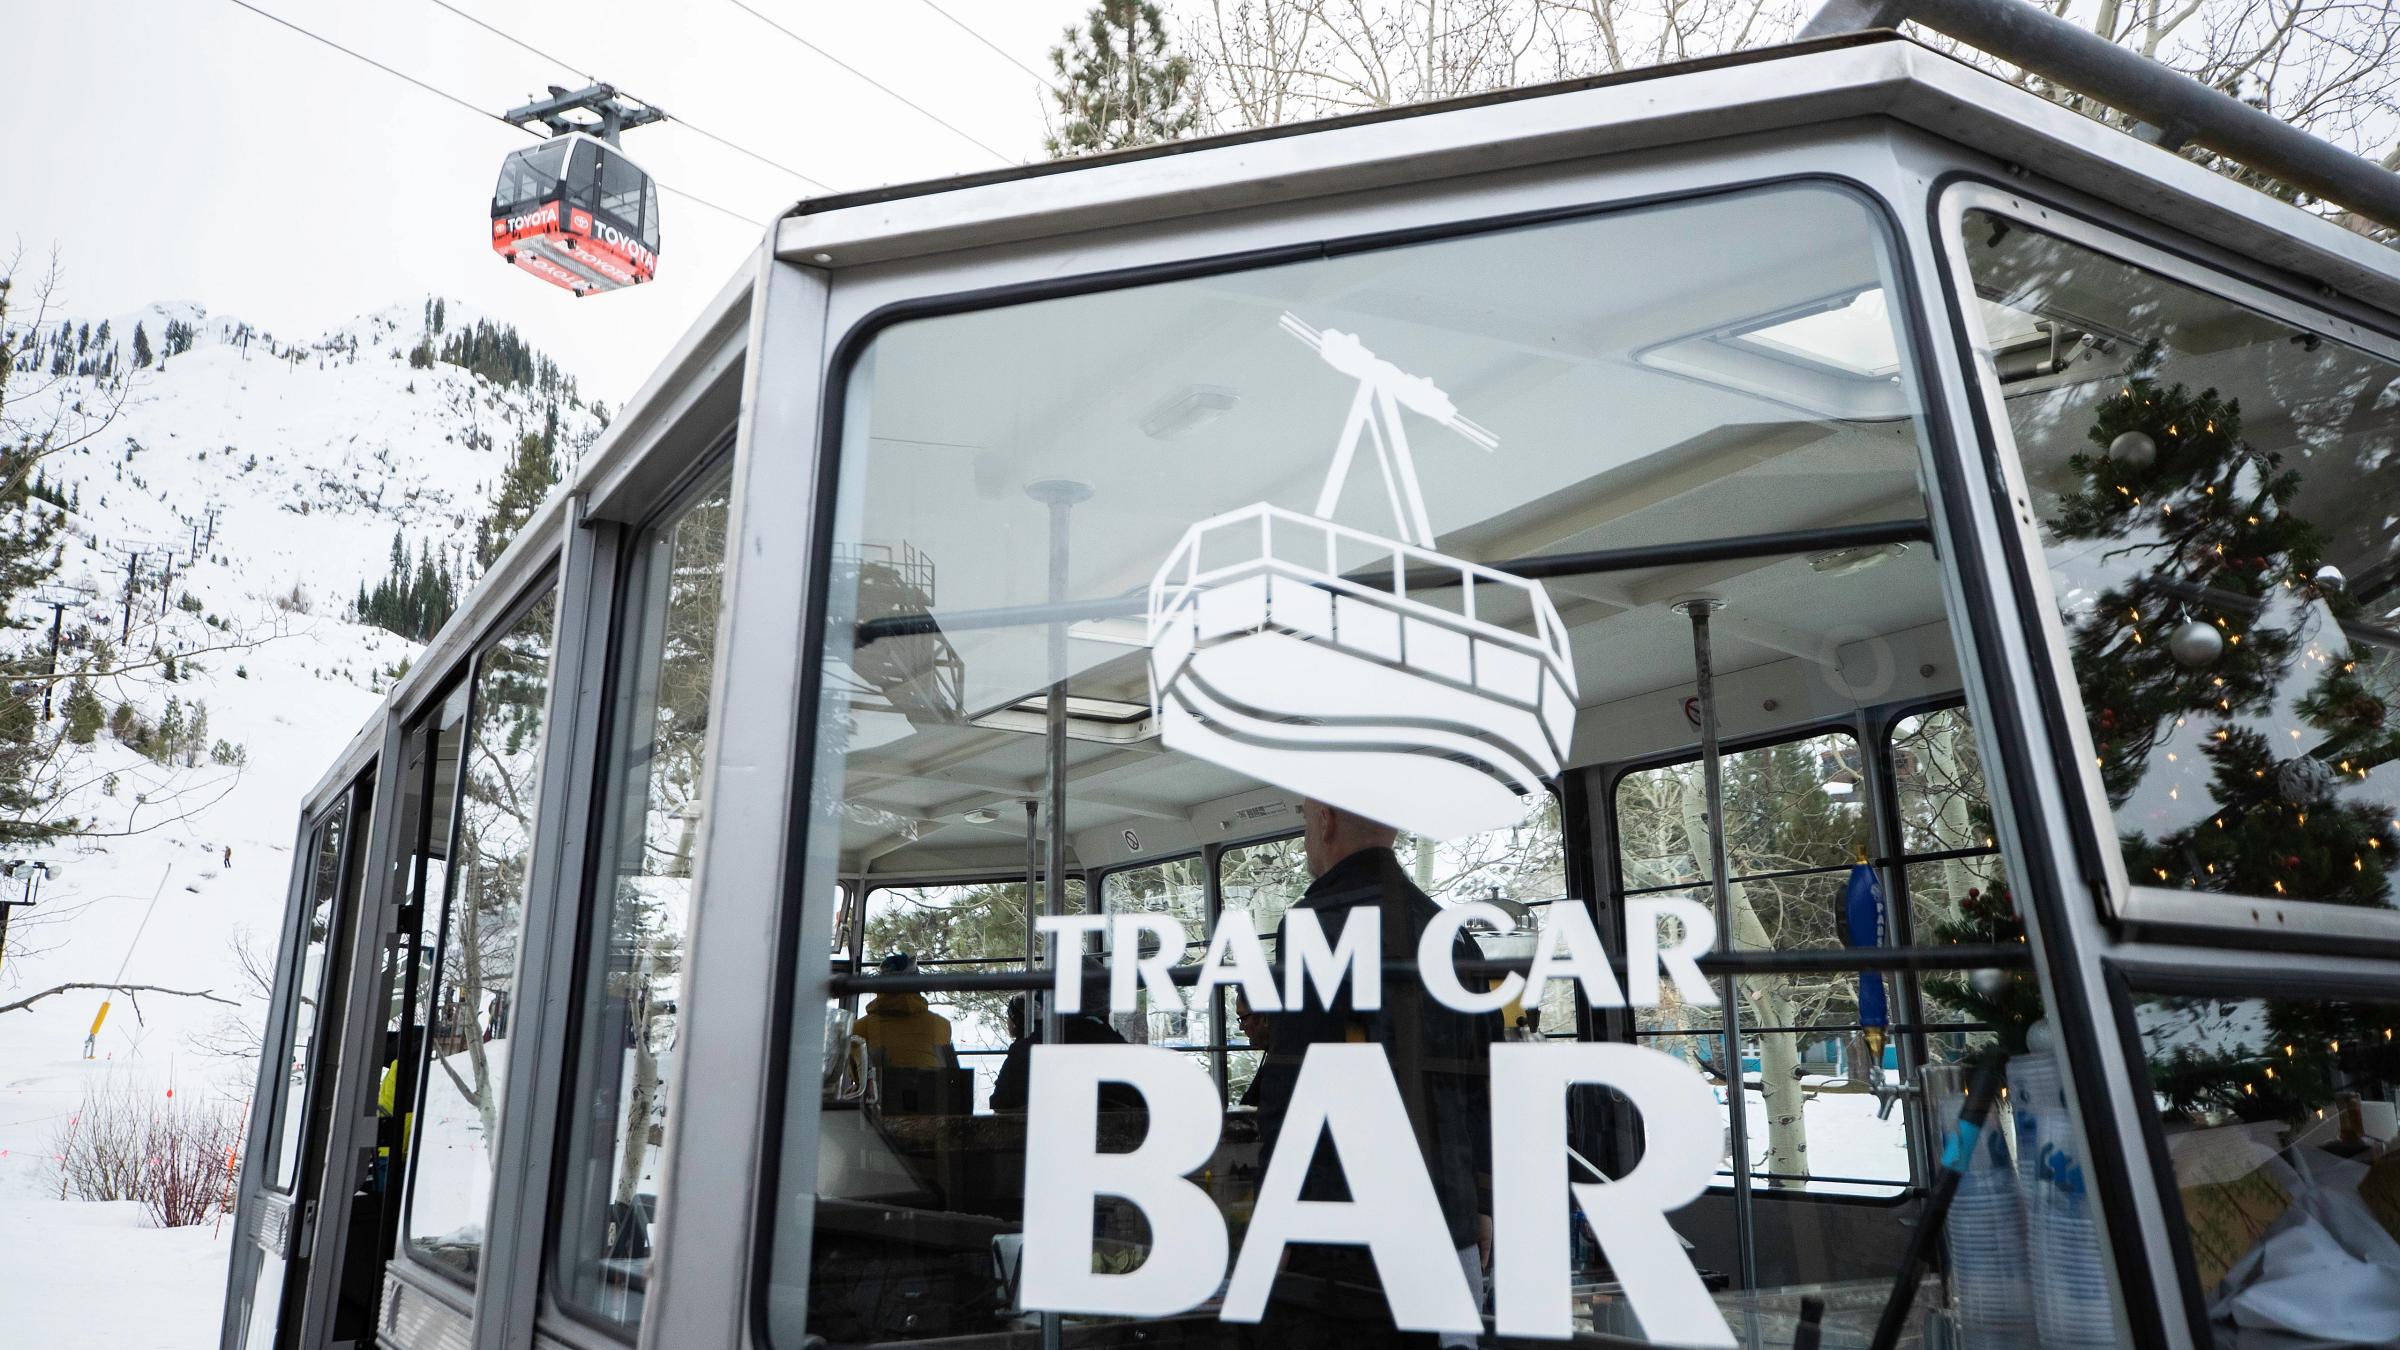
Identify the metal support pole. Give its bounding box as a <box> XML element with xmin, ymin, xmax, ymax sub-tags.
<box><xmin>1024</xmin><ymin>798</ymin><xmax>1042</xmax><ymax>979</ymax></box>
<box><xmin>1801</xmin><ymin>0</ymin><xmax>2400</xmax><ymax>234</ymax></box>
<box><xmin>1029</xmin><ymin>479</ymin><xmax>1089</xmax><ymax>1350</ymax></box>
<box><xmin>1676</xmin><ymin>595</ymin><xmax>1756</xmax><ymax>1291</ymax></box>
<box><xmin>41</xmin><ymin>602</ymin><xmax>65</xmax><ymax>720</ymax></box>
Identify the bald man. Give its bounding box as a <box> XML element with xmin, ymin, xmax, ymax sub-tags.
<box><xmin>1249</xmin><ymin>800</ymin><xmax>1497</xmax><ymax>1350</ymax></box>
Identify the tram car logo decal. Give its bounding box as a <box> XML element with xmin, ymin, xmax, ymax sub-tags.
<box><xmin>1146</xmin><ymin>314</ymin><xmax>1579</xmax><ymax>840</ymax></box>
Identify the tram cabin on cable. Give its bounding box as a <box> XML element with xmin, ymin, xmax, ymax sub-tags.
<box><xmin>490</xmin><ymin>85</ymin><xmax>663</xmax><ymax>297</ymax></box>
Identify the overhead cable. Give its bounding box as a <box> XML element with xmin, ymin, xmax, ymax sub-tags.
<box><xmin>717</xmin><ymin>0</ymin><xmax>1016</xmax><ymax>164</ymax></box>
<box><xmin>421</xmin><ymin>0</ymin><xmax>831</xmax><ymax>191</ymax></box>
<box><xmin>913</xmin><ymin>0</ymin><xmax>1063</xmax><ymax>94</ymax></box>
<box><xmin>220</xmin><ymin>0</ymin><xmax>767</xmax><ymax>227</ymax></box>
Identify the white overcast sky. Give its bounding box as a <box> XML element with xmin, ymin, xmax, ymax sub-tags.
<box><xmin>5</xmin><ymin>0</ymin><xmax>1085</xmax><ymax>398</ymax></box>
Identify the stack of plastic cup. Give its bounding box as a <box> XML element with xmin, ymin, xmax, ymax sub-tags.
<box><xmin>2011</xmin><ymin>1052</ymin><xmax>2124</xmax><ymax>1349</ymax></box>
<box><xmin>1932</xmin><ymin>1061</ymin><xmax>2032</xmax><ymax>1347</ymax></box>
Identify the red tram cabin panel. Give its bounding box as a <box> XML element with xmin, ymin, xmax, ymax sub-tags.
<box><xmin>490</xmin><ymin>132</ymin><xmax>661</xmax><ymax>296</ymax></box>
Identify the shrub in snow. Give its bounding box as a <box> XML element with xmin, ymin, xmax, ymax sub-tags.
<box><xmin>50</xmin><ymin>1081</ymin><xmax>244</xmax><ymax>1227</ymax></box>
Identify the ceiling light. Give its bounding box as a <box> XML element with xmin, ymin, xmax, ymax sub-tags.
<box><xmin>962</xmin><ymin>807</ymin><xmax>1000</xmax><ymax>825</ymax></box>
<box><xmin>1140</xmin><ymin>385</ymin><xmax>1238</xmax><ymax>441</ymax></box>
<box><xmin>1809</xmin><ymin>542</ymin><xmax>1910</xmax><ymax>577</ymax></box>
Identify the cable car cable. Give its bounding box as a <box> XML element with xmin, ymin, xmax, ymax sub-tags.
<box><xmin>715</xmin><ymin>0</ymin><xmax>1016</xmax><ymax>164</ymax></box>
<box><xmin>219</xmin><ymin>0</ymin><xmax>767</xmax><ymax>227</ymax></box>
<box><xmin>419</xmin><ymin>0</ymin><xmax>831</xmax><ymax>192</ymax></box>
<box><xmin>911</xmin><ymin>0</ymin><xmax>1063</xmax><ymax>94</ymax></box>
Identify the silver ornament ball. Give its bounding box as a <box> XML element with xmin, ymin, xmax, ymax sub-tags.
<box><xmin>2276</xmin><ymin>756</ymin><xmax>2336</xmax><ymax>805</ymax></box>
<box><xmin>1970</xmin><ymin>968</ymin><xmax>2010</xmax><ymax>999</ymax></box>
<box><xmin>2314</xmin><ymin>563</ymin><xmax>2348</xmax><ymax>594</ymax></box>
<box><xmin>2169</xmin><ymin>619</ymin><xmax>2225</xmax><ymax>668</ymax></box>
<box><xmin>2109</xmin><ymin>430</ymin><xmax>2158</xmax><ymax>470</ymax></box>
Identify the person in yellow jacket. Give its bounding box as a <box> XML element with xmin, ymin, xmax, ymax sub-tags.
<box><xmin>853</xmin><ymin>952</ymin><xmax>957</xmax><ymax>1073</ymax></box>
<box><xmin>375</xmin><ymin>1043</ymin><xmax>415</xmax><ymax>1190</ymax></box>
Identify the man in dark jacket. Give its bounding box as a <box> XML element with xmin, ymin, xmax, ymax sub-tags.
<box><xmin>1248</xmin><ymin>799</ymin><xmax>1496</xmax><ymax>1349</ymax></box>
<box><xmin>987</xmin><ymin>993</ymin><xmax>1144</xmax><ymax>1112</ymax></box>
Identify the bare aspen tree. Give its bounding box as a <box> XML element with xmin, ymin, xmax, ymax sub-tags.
<box><xmin>1180</xmin><ymin>0</ymin><xmax>2397</xmax><ymax>233</ymax></box>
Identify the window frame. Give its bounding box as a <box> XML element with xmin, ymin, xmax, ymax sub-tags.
<box><xmin>261</xmin><ymin>790</ymin><xmax>361</xmax><ymax>1196</ymax></box>
<box><xmin>546</xmin><ymin>459</ymin><xmax>737</xmax><ymax>1335</ymax></box>
<box><xmin>396</xmin><ymin>571</ymin><xmax>565</xmax><ymax>1291</ymax></box>
<box><xmin>1605</xmin><ymin>716</ymin><xmax>1925</xmax><ymax>1200</ymax></box>
<box><xmin>2100</xmin><ymin>952</ymin><xmax>2400</xmax><ymax>1346</ymax></box>
<box><xmin>1935</xmin><ymin>179</ymin><xmax>2400</xmax><ymax>956</ymax></box>
<box><xmin>753</xmin><ymin>170</ymin><xmax>2108</xmax><ymax>1343</ymax></box>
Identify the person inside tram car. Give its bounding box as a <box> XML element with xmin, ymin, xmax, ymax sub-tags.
<box><xmin>1249</xmin><ymin>799</ymin><xmax>1499</xmax><ymax>1349</ymax></box>
<box><xmin>987</xmin><ymin>992</ymin><xmax>1138</xmax><ymax>1113</ymax></box>
<box><xmin>852</xmin><ymin>950</ymin><xmax>958</xmax><ymax>1072</ymax></box>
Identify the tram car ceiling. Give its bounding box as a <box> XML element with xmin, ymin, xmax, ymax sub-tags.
<box><xmin>490</xmin><ymin>130</ymin><xmax>661</xmax><ymax>297</ymax></box>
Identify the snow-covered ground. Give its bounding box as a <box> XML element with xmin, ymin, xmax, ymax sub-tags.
<box><xmin>0</xmin><ymin>298</ymin><xmax>600</xmax><ymax>1347</ymax></box>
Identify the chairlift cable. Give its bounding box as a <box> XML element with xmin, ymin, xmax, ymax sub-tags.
<box><xmin>219</xmin><ymin>0</ymin><xmax>767</xmax><ymax>227</ymax></box>
<box><xmin>419</xmin><ymin>0</ymin><xmax>831</xmax><ymax>191</ymax></box>
<box><xmin>911</xmin><ymin>0</ymin><xmax>1063</xmax><ymax>95</ymax></box>
<box><xmin>716</xmin><ymin>0</ymin><xmax>1016</xmax><ymax>164</ymax></box>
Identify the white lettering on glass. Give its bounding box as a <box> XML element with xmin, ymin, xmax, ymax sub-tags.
<box><xmin>1490</xmin><ymin>1044</ymin><xmax>1735</xmax><ymax>1346</ymax></box>
<box><xmin>1221</xmin><ymin>1044</ymin><xmax>1481</xmax><ymax>1333</ymax></box>
<box><xmin>1021</xmin><ymin>1046</ymin><xmax>1227</xmax><ymax>1315</ymax></box>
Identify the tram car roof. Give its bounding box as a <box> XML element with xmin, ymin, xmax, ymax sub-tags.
<box><xmin>311</xmin><ymin>30</ymin><xmax>2400</xmax><ymax>876</ymax></box>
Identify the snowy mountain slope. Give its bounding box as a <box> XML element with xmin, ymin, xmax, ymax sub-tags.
<box><xmin>0</xmin><ymin>299</ymin><xmax>601</xmax><ymax>1338</ymax></box>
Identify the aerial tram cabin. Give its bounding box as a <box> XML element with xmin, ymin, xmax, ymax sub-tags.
<box><xmin>229</xmin><ymin>13</ymin><xmax>2400</xmax><ymax>1350</ymax></box>
<box><xmin>490</xmin><ymin>130</ymin><xmax>660</xmax><ymax>296</ymax></box>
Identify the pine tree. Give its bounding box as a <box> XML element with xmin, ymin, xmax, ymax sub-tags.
<box><xmin>132</xmin><ymin>322</ymin><xmax>153</xmax><ymax>369</ymax></box>
<box><xmin>1044</xmin><ymin>0</ymin><xmax>1196</xmax><ymax>157</ymax></box>
<box><xmin>63</xmin><ymin>671</ymin><xmax>102</xmax><ymax>744</ymax></box>
<box><xmin>479</xmin><ymin>414</ymin><xmax>560</xmax><ymax>567</ymax></box>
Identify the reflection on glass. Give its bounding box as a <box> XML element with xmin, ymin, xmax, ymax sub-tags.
<box><xmin>558</xmin><ymin>478</ymin><xmax>728</xmax><ymax>1325</ymax></box>
<box><xmin>404</xmin><ymin>591</ymin><xmax>557</xmax><ymax>1282</ymax></box>
<box><xmin>270</xmin><ymin>797</ymin><xmax>349</xmax><ymax>1191</ymax></box>
<box><xmin>1964</xmin><ymin>213</ymin><xmax>2400</xmax><ymax>912</ymax></box>
<box><xmin>765</xmin><ymin>184</ymin><xmax>2124</xmax><ymax>1348</ymax></box>
<box><xmin>2137</xmin><ymin>988</ymin><xmax>2400</xmax><ymax>1347</ymax></box>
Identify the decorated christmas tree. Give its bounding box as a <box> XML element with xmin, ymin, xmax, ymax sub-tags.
<box><xmin>2038</xmin><ymin>350</ymin><xmax>2400</xmax><ymax>1123</ymax></box>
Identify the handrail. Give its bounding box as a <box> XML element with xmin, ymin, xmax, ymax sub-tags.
<box><xmin>1802</xmin><ymin>0</ymin><xmax>2400</xmax><ymax>233</ymax></box>
<box><xmin>827</xmin><ymin>941</ymin><xmax>2033</xmax><ymax>994</ymax></box>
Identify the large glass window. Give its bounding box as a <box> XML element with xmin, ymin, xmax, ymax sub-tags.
<box><xmin>2133</xmin><ymin>983</ymin><xmax>2400</xmax><ymax>1348</ymax></box>
<box><xmin>855</xmin><ymin>876</ymin><xmax>1085</xmax><ymax>1110</ymax></box>
<box><xmin>769</xmin><ymin>184</ymin><xmax>2125</xmax><ymax>1347</ymax></box>
<box><xmin>556</xmin><ymin>476</ymin><xmax>730</xmax><ymax>1326</ymax></box>
<box><xmin>1960</xmin><ymin>212</ymin><xmax>2400</xmax><ymax>924</ymax></box>
<box><xmin>403</xmin><ymin>589</ymin><xmax>558</xmax><ymax>1282</ymax></box>
<box><xmin>267</xmin><ymin>795</ymin><xmax>350</xmax><ymax>1191</ymax></box>
<box><xmin>1617</xmin><ymin>731</ymin><xmax>1911</xmax><ymax>1192</ymax></box>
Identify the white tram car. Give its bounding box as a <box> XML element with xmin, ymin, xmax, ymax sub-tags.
<box><xmin>226</xmin><ymin>13</ymin><xmax>2400</xmax><ymax>1350</ymax></box>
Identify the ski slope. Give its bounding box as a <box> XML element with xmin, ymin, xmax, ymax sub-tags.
<box><xmin>0</xmin><ymin>299</ymin><xmax>600</xmax><ymax>1347</ymax></box>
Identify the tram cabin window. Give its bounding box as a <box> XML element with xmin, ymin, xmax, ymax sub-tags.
<box><xmin>266</xmin><ymin>795</ymin><xmax>351</xmax><ymax>1191</ymax></box>
<box><xmin>492</xmin><ymin>140</ymin><xmax>567</xmax><ymax>213</ymax></box>
<box><xmin>555</xmin><ymin>474</ymin><xmax>730</xmax><ymax>1326</ymax></box>
<box><xmin>764</xmin><ymin>182</ymin><xmax>2134</xmax><ymax>1348</ymax></box>
<box><xmin>401</xmin><ymin>588</ymin><xmax>559</xmax><ymax>1283</ymax></box>
<box><xmin>1959</xmin><ymin>212</ymin><xmax>2400</xmax><ymax>924</ymax></box>
<box><xmin>2133</xmin><ymin>983</ymin><xmax>2400</xmax><ymax>1348</ymax></box>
